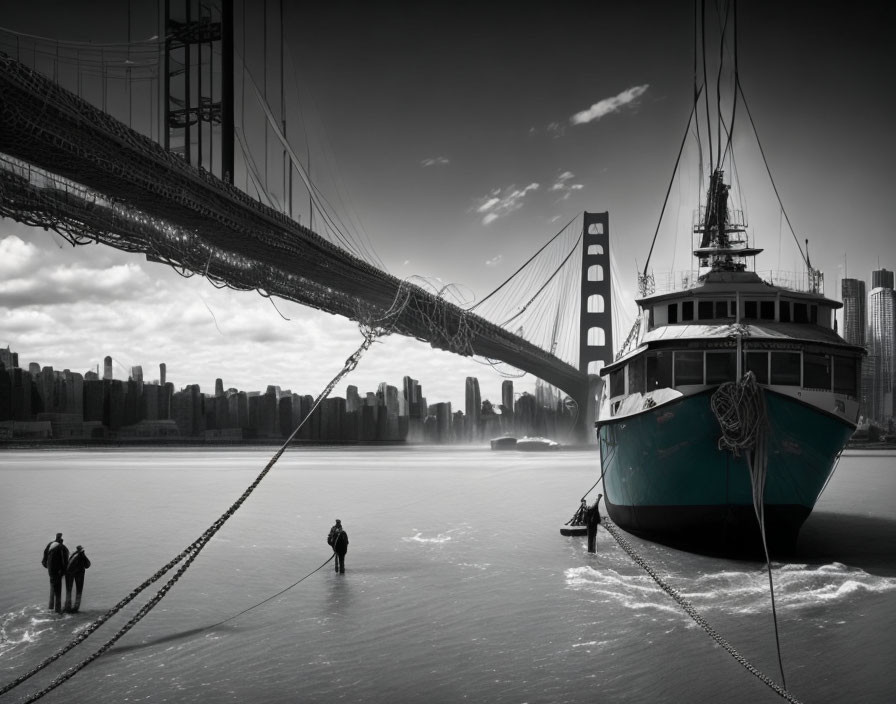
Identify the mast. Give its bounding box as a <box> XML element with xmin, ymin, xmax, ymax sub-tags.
<box><xmin>693</xmin><ymin>168</ymin><xmax>761</xmax><ymax>275</ymax></box>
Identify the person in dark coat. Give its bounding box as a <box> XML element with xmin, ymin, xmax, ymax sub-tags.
<box><xmin>327</xmin><ymin>519</ymin><xmax>349</xmax><ymax>574</ymax></box>
<box><xmin>41</xmin><ymin>533</ymin><xmax>69</xmax><ymax>613</ymax></box>
<box><xmin>64</xmin><ymin>545</ymin><xmax>91</xmax><ymax>613</ymax></box>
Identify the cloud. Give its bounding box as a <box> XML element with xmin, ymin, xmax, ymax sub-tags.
<box><xmin>0</xmin><ymin>235</ymin><xmax>41</xmax><ymax>279</ymax></box>
<box><xmin>549</xmin><ymin>171</ymin><xmax>584</xmax><ymax>201</ymax></box>
<box><xmin>421</xmin><ymin>156</ymin><xmax>450</xmax><ymax>167</ymax></box>
<box><xmin>474</xmin><ymin>183</ymin><xmax>539</xmax><ymax>225</ymax></box>
<box><xmin>571</xmin><ymin>84</ymin><xmax>649</xmax><ymax>125</ymax></box>
<box><xmin>0</xmin><ymin>253</ymin><xmax>152</xmax><ymax>307</ymax></box>
<box><xmin>485</xmin><ymin>255</ymin><xmax>503</xmax><ymax>267</ymax></box>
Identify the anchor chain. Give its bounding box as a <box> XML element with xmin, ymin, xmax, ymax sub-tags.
<box><xmin>598</xmin><ymin>518</ymin><xmax>802</xmax><ymax>704</ymax></box>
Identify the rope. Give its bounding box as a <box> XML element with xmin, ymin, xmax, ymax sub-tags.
<box><xmin>1</xmin><ymin>321</ymin><xmax>397</xmax><ymax>702</ymax></box>
<box><xmin>598</xmin><ymin>519</ymin><xmax>803</xmax><ymax>703</ymax></box>
<box><xmin>710</xmin><ymin>370</ymin><xmax>764</xmax><ymax>455</ymax></box>
<box><xmin>711</xmin><ymin>371</ymin><xmax>788</xmax><ymax>688</ymax></box>
<box><xmin>203</xmin><ymin>554</ymin><xmax>335</xmax><ymax>631</ymax></box>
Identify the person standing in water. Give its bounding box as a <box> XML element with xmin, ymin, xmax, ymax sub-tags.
<box><xmin>327</xmin><ymin>519</ymin><xmax>349</xmax><ymax>574</ymax></box>
<box><xmin>64</xmin><ymin>545</ymin><xmax>91</xmax><ymax>613</ymax></box>
<box><xmin>42</xmin><ymin>533</ymin><xmax>69</xmax><ymax>613</ymax></box>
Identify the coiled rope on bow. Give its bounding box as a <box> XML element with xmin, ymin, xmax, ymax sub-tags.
<box><xmin>2</xmin><ymin>289</ymin><xmax>411</xmax><ymax>703</ymax></box>
<box><xmin>710</xmin><ymin>370</ymin><xmax>765</xmax><ymax>455</ymax></box>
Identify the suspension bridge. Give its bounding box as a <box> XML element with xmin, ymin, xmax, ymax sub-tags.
<box><xmin>0</xmin><ymin>3</ymin><xmax>618</xmax><ymax>441</ymax></box>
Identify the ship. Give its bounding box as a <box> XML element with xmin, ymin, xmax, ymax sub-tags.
<box><xmin>595</xmin><ymin>169</ymin><xmax>865</xmax><ymax>554</ymax></box>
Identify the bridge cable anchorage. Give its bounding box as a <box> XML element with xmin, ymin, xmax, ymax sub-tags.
<box><xmin>711</xmin><ymin>370</ymin><xmax>788</xmax><ymax>689</ymax></box>
<box><xmin>0</xmin><ymin>324</ymin><xmax>398</xmax><ymax>703</ymax></box>
<box><xmin>598</xmin><ymin>518</ymin><xmax>803</xmax><ymax>703</ymax></box>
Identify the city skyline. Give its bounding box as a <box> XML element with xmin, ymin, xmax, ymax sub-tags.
<box><xmin>1</xmin><ymin>1</ymin><xmax>894</xmax><ymax>409</ymax></box>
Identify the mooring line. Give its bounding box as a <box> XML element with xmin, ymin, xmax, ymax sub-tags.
<box><xmin>598</xmin><ymin>519</ymin><xmax>802</xmax><ymax>704</ymax></box>
<box><xmin>203</xmin><ymin>554</ymin><xmax>336</xmax><ymax>631</ymax></box>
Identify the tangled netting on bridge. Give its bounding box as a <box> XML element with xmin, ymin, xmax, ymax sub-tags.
<box><xmin>0</xmin><ymin>51</ymin><xmax>586</xmax><ymax>395</ymax></box>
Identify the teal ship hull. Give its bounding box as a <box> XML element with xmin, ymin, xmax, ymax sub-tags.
<box><xmin>596</xmin><ymin>388</ymin><xmax>854</xmax><ymax>554</ymax></box>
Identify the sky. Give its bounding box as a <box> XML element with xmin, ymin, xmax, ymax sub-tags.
<box><xmin>1</xmin><ymin>1</ymin><xmax>895</xmax><ymax>409</ymax></box>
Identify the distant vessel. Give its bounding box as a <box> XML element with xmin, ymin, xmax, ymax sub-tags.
<box><xmin>490</xmin><ymin>435</ymin><xmax>561</xmax><ymax>451</ymax></box>
<box><xmin>515</xmin><ymin>436</ymin><xmax>560</xmax><ymax>452</ymax></box>
<box><xmin>596</xmin><ymin>169</ymin><xmax>864</xmax><ymax>553</ymax></box>
<box><xmin>490</xmin><ymin>435</ymin><xmax>518</xmax><ymax>450</ymax></box>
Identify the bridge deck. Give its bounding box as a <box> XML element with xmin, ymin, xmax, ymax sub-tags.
<box><xmin>0</xmin><ymin>52</ymin><xmax>589</xmax><ymax>405</ymax></box>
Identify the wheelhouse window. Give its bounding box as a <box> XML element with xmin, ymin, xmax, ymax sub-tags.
<box><xmin>744</xmin><ymin>352</ymin><xmax>769</xmax><ymax>384</ymax></box>
<box><xmin>810</xmin><ymin>305</ymin><xmax>818</xmax><ymax>324</ymax></box>
<box><xmin>628</xmin><ymin>355</ymin><xmax>646</xmax><ymax>395</ymax></box>
<box><xmin>770</xmin><ymin>352</ymin><xmax>801</xmax><ymax>385</ymax></box>
<box><xmin>610</xmin><ymin>367</ymin><xmax>625</xmax><ymax>397</ymax></box>
<box><xmin>803</xmin><ymin>353</ymin><xmax>831</xmax><ymax>390</ymax></box>
<box><xmin>667</xmin><ymin>303</ymin><xmax>678</xmax><ymax>324</ymax></box>
<box><xmin>779</xmin><ymin>301</ymin><xmax>791</xmax><ymax>323</ymax></box>
<box><xmin>744</xmin><ymin>300</ymin><xmax>758</xmax><ymax>319</ymax></box>
<box><xmin>760</xmin><ymin>301</ymin><xmax>775</xmax><ymax>320</ymax></box>
<box><xmin>706</xmin><ymin>351</ymin><xmax>737</xmax><ymax>384</ymax></box>
<box><xmin>697</xmin><ymin>301</ymin><xmax>714</xmax><ymax>320</ymax></box>
<box><xmin>833</xmin><ymin>356</ymin><xmax>858</xmax><ymax>396</ymax></box>
<box><xmin>682</xmin><ymin>301</ymin><xmax>694</xmax><ymax>321</ymax></box>
<box><xmin>674</xmin><ymin>351</ymin><xmax>704</xmax><ymax>386</ymax></box>
<box><xmin>646</xmin><ymin>351</ymin><xmax>673</xmax><ymax>390</ymax></box>
<box><xmin>794</xmin><ymin>303</ymin><xmax>809</xmax><ymax>323</ymax></box>
<box><xmin>715</xmin><ymin>301</ymin><xmax>730</xmax><ymax>318</ymax></box>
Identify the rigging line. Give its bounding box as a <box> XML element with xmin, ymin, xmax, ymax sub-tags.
<box><xmin>714</xmin><ymin>0</ymin><xmax>732</xmax><ymax>172</ymax></box>
<box><xmin>720</xmin><ymin>0</ymin><xmax>739</xmax><ymax>168</ymax></box>
<box><xmin>735</xmin><ymin>79</ymin><xmax>809</xmax><ymax>267</ymax></box>
<box><xmin>700</xmin><ymin>0</ymin><xmax>714</xmax><ymax>172</ymax></box>
<box><xmin>500</xmin><ymin>230</ymin><xmax>582</xmax><ymax>327</ymax></box>
<box><xmin>641</xmin><ymin>86</ymin><xmax>704</xmax><ymax>277</ymax></box>
<box><xmin>470</xmin><ymin>214</ymin><xmax>579</xmax><ymax>312</ymax></box>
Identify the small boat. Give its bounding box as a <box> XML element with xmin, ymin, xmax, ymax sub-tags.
<box><xmin>515</xmin><ymin>436</ymin><xmax>560</xmax><ymax>452</ymax></box>
<box><xmin>490</xmin><ymin>435</ymin><xmax>518</xmax><ymax>450</ymax></box>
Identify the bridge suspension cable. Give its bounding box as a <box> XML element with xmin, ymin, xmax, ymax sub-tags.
<box><xmin>467</xmin><ymin>215</ymin><xmax>585</xmax><ymax>370</ymax></box>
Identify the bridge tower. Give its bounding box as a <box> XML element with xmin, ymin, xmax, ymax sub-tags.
<box><xmin>575</xmin><ymin>211</ymin><xmax>613</xmax><ymax>441</ymax></box>
<box><xmin>163</xmin><ymin>0</ymin><xmax>234</xmax><ymax>183</ymax></box>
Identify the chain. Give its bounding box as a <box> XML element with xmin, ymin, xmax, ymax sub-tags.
<box><xmin>598</xmin><ymin>519</ymin><xmax>802</xmax><ymax>703</ymax></box>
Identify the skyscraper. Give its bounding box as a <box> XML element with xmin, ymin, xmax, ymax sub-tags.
<box><xmin>868</xmin><ymin>269</ymin><xmax>895</xmax><ymax>423</ymax></box>
<box><xmin>842</xmin><ymin>277</ymin><xmax>869</xmax><ymax>420</ymax></box>
<box><xmin>465</xmin><ymin>377</ymin><xmax>481</xmax><ymax>440</ymax></box>
<box><xmin>872</xmin><ymin>268</ymin><xmax>894</xmax><ymax>290</ymax></box>
<box><xmin>103</xmin><ymin>356</ymin><xmax>113</xmax><ymax>380</ymax></box>
<box><xmin>840</xmin><ymin>278</ymin><xmax>866</xmax><ymax>346</ymax></box>
<box><xmin>159</xmin><ymin>363</ymin><xmax>166</xmax><ymax>386</ymax></box>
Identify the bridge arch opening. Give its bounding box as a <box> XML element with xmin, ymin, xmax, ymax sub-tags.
<box><xmin>587</xmin><ymin>294</ymin><xmax>605</xmax><ymax>313</ymax></box>
<box><xmin>587</xmin><ymin>326</ymin><xmax>606</xmax><ymax>347</ymax></box>
<box><xmin>587</xmin><ymin>360</ymin><xmax>605</xmax><ymax>375</ymax></box>
<box><xmin>588</xmin><ymin>222</ymin><xmax>605</xmax><ymax>235</ymax></box>
<box><xmin>587</xmin><ymin>264</ymin><xmax>605</xmax><ymax>282</ymax></box>
<box><xmin>587</xmin><ymin>244</ymin><xmax>604</xmax><ymax>256</ymax></box>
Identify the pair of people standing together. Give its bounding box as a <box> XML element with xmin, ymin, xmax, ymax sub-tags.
<box><xmin>327</xmin><ymin>519</ymin><xmax>349</xmax><ymax>573</ymax></box>
<box><xmin>42</xmin><ymin>533</ymin><xmax>91</xmax><ymax>613</ymax></box>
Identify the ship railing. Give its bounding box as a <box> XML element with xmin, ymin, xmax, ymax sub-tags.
<box><xmin>692</xmin><ymin>206</ymin><xmax>748</xmax><ymax>232</ymax></box>
<box><xmin>645</xmin><ymin>269</ymin><xmax>822</xmax><ymax>295</ymax></box>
